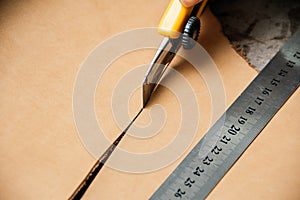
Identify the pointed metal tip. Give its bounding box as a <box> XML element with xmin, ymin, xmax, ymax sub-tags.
<box><xmin>142</xmin><ymin>83</ymin><xmax>155</xmax><ymax>108</ymax></box>
<box><xmin>142</xmin><ymin>84</ymin><xmax>150</xmax><ymax>108</ymax></box>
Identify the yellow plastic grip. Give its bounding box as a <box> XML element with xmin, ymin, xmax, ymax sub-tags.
<box><xmin>158</xmin><ymin>0</ymin><xmax>193</xmax><ymax>38</ymax></box>
<box><xmin>196</xmin><ymin>0</ymin><xmax>208</xmax><ymax>19</ymax></box>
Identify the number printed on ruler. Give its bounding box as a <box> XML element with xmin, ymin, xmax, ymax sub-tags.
<box><xmin>172</xmin><ymin>51</ymin><xmax>300</xmax><ymax>199</ymax></box>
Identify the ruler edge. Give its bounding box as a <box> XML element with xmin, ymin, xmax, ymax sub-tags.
<box><xmin>150</xmin><ymin>29</ymin><xmax>300</xmax><ymax>199</ymax></box>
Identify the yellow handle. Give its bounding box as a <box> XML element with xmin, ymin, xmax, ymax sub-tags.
<box><xmin>158</xmin><ymin>0</ymin><xmax>208</xmax><ymax>38</ymax></box>
<box><xmin>158</xmin><ymin>0</ymin><xmax>193</xmax><ymax>38</ymax></box>
<box><xmin>195</xmin><ymin>0</ymin><xmax>208</xmax><ymax>18</ymax></box>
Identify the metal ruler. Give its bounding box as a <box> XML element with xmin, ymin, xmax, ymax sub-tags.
<box><xmin>150</xmin><ymin>29</ymin><xmax>300</xmax><ymax>200</ymax></box>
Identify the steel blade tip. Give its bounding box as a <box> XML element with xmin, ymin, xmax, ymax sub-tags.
<box><xmin>142</xmin><ymin>83</ymin><xmax>155</xmax><ymax>108</ymax></box>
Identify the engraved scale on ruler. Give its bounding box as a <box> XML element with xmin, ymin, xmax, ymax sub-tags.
<box><xmin>150</xmin><ymin>29</ymin><xmax>300</xmax><ymax>200</ymax></box>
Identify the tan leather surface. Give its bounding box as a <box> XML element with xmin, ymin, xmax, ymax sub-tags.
<box><xmin>0</xmin><ymin>0</ymin><xmax>299</xmax><ymax>199</ymax></box>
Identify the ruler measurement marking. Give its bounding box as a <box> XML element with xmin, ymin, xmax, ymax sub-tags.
<box><xmin>198</xmin><ymin>49</ymin><xmax>297</xmax><ymax>199</ymax></box>
<box><xmin>151</xmin><ymin>30</ymin><xmax>300</xmax><ymax>200</ymax></box>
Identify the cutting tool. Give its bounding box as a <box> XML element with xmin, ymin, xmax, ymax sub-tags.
<box><xmin>142</xmin><ymin>0</ymin><xmax>208</xmax><ymax>107</ymax></box>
